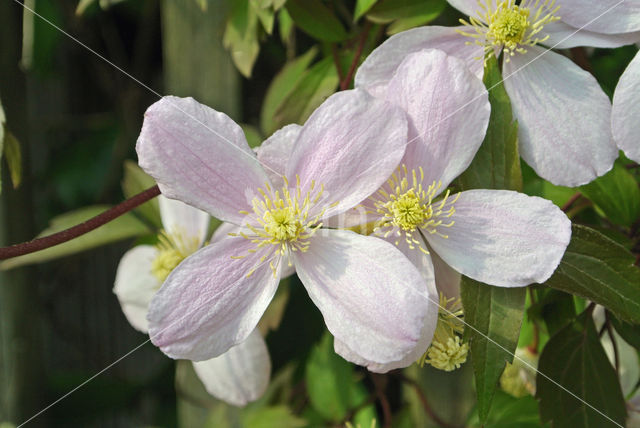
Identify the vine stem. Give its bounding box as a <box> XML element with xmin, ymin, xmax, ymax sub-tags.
<box><xmin>339</xmin><ymin>22</ymin><xmax>372</xmax><ymax>91</ymax></box>
<box><xmin>0</xmin><ymin>185</ymin><xmax>160</xmax><ymax>260</ymax></box>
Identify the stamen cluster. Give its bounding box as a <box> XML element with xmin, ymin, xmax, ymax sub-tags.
<box><xmin>458</xmin><ymin>0</ymin><xmax>560</xmax><ymax>63</ymax></box>
<box><xmin>371</xmin><ymin>165</ymin><xmax>457</xmax><ymax>253</ymax></box>
<box><xmin>151</xmin><ymin>230</ymin><xmax>200</xmax><ymax>282</ymax></box>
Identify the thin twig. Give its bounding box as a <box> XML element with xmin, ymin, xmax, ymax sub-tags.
<box><xmin>340</xmin><ymin>22</ymin><xmax>372</xmax><ymax>90</ymax></box>
<box><xmin>369</xmin><ymin>373</ymin><xmax>392</xmax><ymax>428</ymax></box>
<box><xmin>331</xmin><ymin>44</ymin><xmax>346</xmax><ymax>83</ymax></box>
<box><xmin>527</xmin><ymin>288</ymin><xmax>540</xmax><ymax>355</ymax></box>
<box><xmin>0</xmin><ymin>185</ymin><xmax>160</xmax><ymax>260</ymax></box>
<box><xmin>396</xmin><ymin>373</ymin><xmax>460</xmax><ymax>428</ymax></box>
<box><xmin>561</xmin><ymin>192</ymin><xmax>582</xmax><ymax>212</ymax></box>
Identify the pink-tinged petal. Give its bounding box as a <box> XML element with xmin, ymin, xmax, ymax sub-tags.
<box><xmin>543</xmin><ymin>20</ymin><xmax>640</xmax><ymax>49</ymax></box>
<box><xmin>503</xmin><ymin>47</ymin><xmax>617</xmax><ymax>187</ymax></box>
<box><xmin>113</xmin><ymin>245</ymin><xmax>159</xmax><ymax>333</ymax></box>
<box><xmin>287</xmin><ymin>89</ymin><xmax>408</xmax><ymax>218</ymax></box>
<box><xmin>256</xmin><ymin>124</ymin><xmax>301</xmax><ymax>188</ymax></box>
<box><xmin>612</xmin><ymin>51</ymin><xmax>640</xmax><ymax>163</ymax></box>
<box><xmin>159</xmin><ymin>195</ymin><xmax>210</xmax><ymax>247</ymax></box>
<box><xmin>148</xmin><ymin>237</ymin><xmax>280</xmax><ymax>360</ymax></box>
<box><xmin>554</xmin><ymin>0</ymin><xmax>640</xmax><ymax>34</ymax></box>
<box><xmin>386</xmin><ymin>50</ymin><xmax>490</xmax><ymax>189</ymax></box>
<box><xmin>293</xmin><ymin>230</ymin><xmax>433</xmax><ymax>364</ymax></box>
<box><xmin>447</xmin><ymin>0</ymin><xmax>484</xmax><ymax>18</ymax></box>
<box><xmin>355</xmin><ymin>26</ymin><xmax>484</xmax><ymax>97</ymax></box>
<box><xmin>426</xmin><ymin>190</ymin><xmax>571</xmax><ymax>288</ymax></box>
<box><xmin>136</xmin><ymin>96</ymin><xmax>270</xmax><ymax>224</ymax></box>
<box><xmin>430</xmin><ymin>247</ymin><xmax>461</xmax><ymax>299</ymax></box>
<box><xmin>192</xmin><ymin>329</ymin><xmax>271</xmax><ymax>406</ymax></box>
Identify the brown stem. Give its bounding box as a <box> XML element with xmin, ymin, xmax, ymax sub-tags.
<box><xmin>396</xmin><ymin>373</ymin><xmax>460</xmax><ymax>428</ymax></box>
<box><xmin>0</xmin><ymin>185</ymin><xmax>160</xmax><ymax>260</ymax></box>
<box><xmin>369</xmin><ymin>373</ymin><xmax>392</xmax><ymax>428</ymax></box>
<box><xmin>331</xmin><ymin>44</ymin><xmax>346</xmax><ymax>84</ymax></box>
<box><xmin>340</xmin><ymin>22</ymin><xmax>372</xmax><ymax>90</ymax></box>
<box><xmin>527</xmin><ymin>288</ymin><xmax>540</xmax><ymax>355</ymax></box>
<box><xmin>561</xmin><ymin>192</ymin><xmax>582</xmax><ymax>212</ymax></box>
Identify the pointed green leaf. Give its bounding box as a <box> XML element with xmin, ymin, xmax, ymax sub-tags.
<box><xmin>461</xmin><ymin>278</ymin><xmax>527</xmax><ymax>423</ymax></box>
<box><xmin>366</xmin><ymin>0</ymin><xmax>446</xmax><ymax>24</ymax></box>
<box><xmin>3</xmin><ymin>132</ymin><xmax>22</xmax><ymax>189</ymax></box>
<box><xmin>354</xmin><ymin>0</ymin><xmax>378</xmax><ymax>21</ymax></box>
<box><xmin>121</xmin><ymin>160</ymin><xmax>161</xmax><ymax>228</ymax></box>
<box><xmin>459</xmin><ymin>55</ymin><xmax>522</xmax><ymax>192</ymax></box>
<box><xmin>260</xmin><ymin>47</ymin><xmax>317</xmax><ymax>135</ymax></box>
<box><xmin>223</xmin><ymin>0</ymin><xmax>260</xmax><ymax>77</ymax></box>
<box><xmin>75</xmin><ymin>0</ymin><xmax>98</xmax><ymax>16</ymax></box>
<box><xmin>285</xmin><ymin>0</ymin><xmax>349</xmax><ymax>42</ymax></box>
<box><xmin>251</xmin><ymin>0</ymin><xmax>275</xmax><ymax>34</ymax></box>
<box><xmin>609</xmin><ymin>312</ymin><xmax>640</xmax><ymax>350</ymax></box>
<box><xmin>241</xmin><ymin>406</ymin><xmax>306</xmax><ymax>428</ymax></box>
<box><xmin>0</xmin><ymin>206</ymin><xmax>151</xmax><ymax>270</ymax></box>
<box><xmin>537</xmin><ymin>312</ymin><xmax>626</xmax><ymax>427</ymax></box>
<box><xmin>273</xmin><ymin>56</ymin><xmax>339</xmax><ymax>128</ymax></box>
<box><xmin>579</xmin><ymin>162</ymin><xmax>640</xmax><ymax>228</ymax></box>
<box><xmin>544</xmin><ymin>224</ymin><xmax>640</xmax><ymax>324</ymax></box>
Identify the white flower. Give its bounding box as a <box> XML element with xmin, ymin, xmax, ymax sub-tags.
<box><xmin>113</xmin><ymin>196</ymin><xmax>271</xmax><ymax>406</ymax></box>
<box><xmin>612</xmin><ymin>50</ymin><xmax>640</xmax><ymax>163</ymax></box>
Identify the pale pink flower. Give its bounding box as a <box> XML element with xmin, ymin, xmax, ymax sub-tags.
<box><xmin>355</xmin><ymin>0</ymin><xmax>638</xmax><ymax>187</ymax></box>
<box><xmin>612</xmin><ymin>50</ymin><xmax>640</xmax><ymax>163</ymax></box>
<box><xmin>136</xmin><ymin>90</ymin><xmax>436</xmax><ymax>369</ymax></box>
<box><xmin>114</xmin><ymin>196</ymin><xmax>270</xmax><ymax>406</ymax></box>
<box><xmin>338</xmin><ymin>49</ymin><xmax>572</xmax><ymax>372</ymax></box>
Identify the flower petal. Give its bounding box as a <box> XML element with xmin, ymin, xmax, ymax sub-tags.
<box><xmin>430</xmin><ymin>247</ymin><xmax>461</xmax><ymax>299</ymax></box>
<box><xmin>293</xmin><ymin>229</ymin><xmax>433</xmax><ymax>364</ymax></box>
<box><xmin>503</xmin><ymin>47</ymin><xmax>617</xmax><ymax>186</ymax></box>
<box><xmin>256</xmin><ymin>124</ymin><xmax>301</xmax><ymax>188</ymax></box>
<box><xmin>543</xmin><ymin>20</ymin><xmax>640</xmax><ymax>49</ymax></box>
<box><xmin>159</xmin><ymin>195</ymin><xmax>210</xmax><ymax>246</ymax></box>
<box><xmin>136</xmin><ymin>96</ymin><xmax>270</xmax><ymax>224</ymax></box>
<box><xmin>447</xmin><ymin>0</ymin><xmax>484</xmax><ymax>18</ymax></box>
<box><xmin>287</xmin><ymin>89</ymin><xmax>408</xmax><ymax>218</ymax></box>
<box><xmin>355</xmin><ymin>26</ymin><xmax>484</xmax><ymax>97</ymax></box>
<box><xmin>554</xmin><ymin>0</ymin><xmax>640</xmax><ymax>34</ymax></box>
<box><xmin>426</xmin><ymin>189</ymin><xmax>571</xmax><ymax>287</ymax></box>
<box><xmin>386</xmin><ymin>49</ymin><xmax>490</xmax><ymax>189</ymax></box>
<box><xmin>113</xmin><ymin>245</ymin><xmax>159</xmax><ymax>333</ymax></box>
<box><xmin>148</xmin><ymin>237</ymin><xmax>280</xmax><ymax>360</ymax></box>
<box><xmin>192</xmin><ymin>329</ymin><xmax>271</xmax><ymax>406</ymax></box>
<box><xmin>612</xmin><ymin>51</ymin><xmax>640</xmax><ymax>163</ymax></box>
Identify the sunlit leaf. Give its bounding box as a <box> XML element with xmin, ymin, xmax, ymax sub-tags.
<box><xmin>260</xmin><ymin>47</ymin><xmax>318</xmax><ymax>135</ymax></box>
<box><xmin>285</xmin><ymin>0</ymin><xmax>349</xmax><ymax>42</ymax></box>
<box><xmin>121</xmin><ymin>160</ymin><xmax>161</xmax><ymax>228</ymax></box>
<box><xmin>3</xmin><ymin>132</ymin><xmax>22</xmax><ymax>190</ymax></box>
<box><xmin>544</xmin><ymin>224</ymin><xmax>640</xmax><ymax>324</ymax></box>
<box><xmin>241</xmin><ymin>406</ymin><xmax>306</xmax><ymax>428</ymax></box>
<box><xmin>537</xmin><ymin>312</ymin><xmax>626</xmax><ymax>427</ymax></box>
<box><xmin>467</xmin><ymin>390</ymin><xmax>547</xmax><ymax>428</ymax></box>
<box><xmin>354</xmin><ymin>0</ymin><xmax>378</xmax><ymax>21</ymax></box>
<box><xmin>0</xmin><ymin>206</ymin><xmax>151</xmax><ymax>270</ymax></box>
<box><xmin>250</xmin><ymin>0</ymin><xmax>275</xmax><ymax>34</ymax></box>
<box><xmin>223</xmin><ymin>0</ymin><xmax>260</xmax><ymax>78</ymax></box>
<box><xmin>367</xmin><ymin>0</ymin><xmax>446</xmax><ymax>26</ymax></box>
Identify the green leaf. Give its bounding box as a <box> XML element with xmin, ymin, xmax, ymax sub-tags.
<box><xmin>274</xmin><ymin>56</ymin><xmax>339</xmax><ymax>128</ymax></box>
<box><xmin>21</xmin><ymin>0</ymin><xmax>63</xmax><ymax>75</ymax></box>
<box><xmin>250</xmin><ymin>0</ymin><xmax>275</xmax><ymax>34</ymax></box>
<box><xmin>121</xmin><ymin>160</ymin><xmax>161</xmax><ymax>228</ymax></box>
<box><xmin>305</xmin><ymin>332</ymin><xmax>355</xmax><ymax>421</ymax></box>
<box><xmin>609</xmin><ymin>311</ymin><xmax>640</xmax><ymax>350</ymax></box>
<box><xmin>387</xmin><ymin>7</ymin><xmax>446</xmax><ymax>34</ymax></box>
<box><xmin>461</xmin><ymin>278</ymin><xmax>527</xmax><ymax>423</ymax></box>
<box><xmin>0</xmin><ymin>205</ymin><xmax>151</xmax><ymax>270</ymax></box>
<box><xmin>223</xmin><ymin>0</ymin><xmax>260</xmax><ymax>78</ymax></box>
<box><xmin>367</xmin><ymin>0</ymin><xmax>446</xmax><ymax>24</ymax></box>
<box><xmin>459</xmin><ymin>55</ymin><xmax>521</xmax><ymax>192</ymax></box>
<box><xmin>467</xmin><ymin>390</ymin><xmax>548</xmax><ymax>428</ymax></box>
<box><xmin>544</xmin><ymin>224</ymin><xmax>640</xmax><ymax>324</ymax></box>
<box><xmin>354</xmin><ymin>0</ymin><xmax>378</xmax><ymax>21</ymax></box>
<box><xmin>278</xmin><ymin>8</ymin><xmax>294</xmax><ymax>45</ymax></box>
<box><xmin>537</xmin><ymin>312</ymin><xmax>626</xmax><ymax>427</ymax></box>
<box><xmin>194</xmin><ymin>0</ymin><xmax>207</xmax><ymax>11</ymax></box>
<box><xmin>75</xmin><ymin>0</ymin><xmax>98</xmax><ymax>15</ymax></box>
<box><xmin>580</xmin><ymin>162</ymin><xmax>640</xmax><ymax>228</ymax></box>
<box><xmin>260</xmin><ymin>47</ymin><xmax>318</xmax><ymax>135</ymax></box>
<box><xmin>3</xmin><ymin>132</ymin><xmax>22</xmax><ymax>190</ymax></box>
<box><xmin>242</xmin><ymin>406</ymin><xmax>306</xmax><ymax>428</ymax></box>
<box><xmin>285</xmin><ymin>0</ymin><xmax>349</xmax><ymax>42</ymax></box>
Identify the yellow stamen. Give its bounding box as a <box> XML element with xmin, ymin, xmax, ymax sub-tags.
<box><xmin>151</xmin><ymin>229</ymin><xmax>200</xmax><ymax>282</ymax></box>
<box><xmin>458</xmin><ymin>0</ymin><xmax>560</xmax><ymax>64</ymax></box>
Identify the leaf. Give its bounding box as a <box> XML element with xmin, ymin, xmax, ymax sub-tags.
<box><xmin>354</xmin><ymin>0</ymin><xmax>378</xmax><ymax>21</ymax></box>
<box><xmin>194</xmin><ymin>0</ymin><xmax>207</xmax><ymax>11</ymax></box>
<box><xmin>274</xmin><ymin>56</ymin><xmax>339</xmax><ymax>128</ymax></box>
<box><xmin>367</xmin><ymin>0</ymin><xmax>446</xmax><ymax>24</ymax></box>
<box><xmin>257</xmin><ymin>279</ymin><xmax>290</xmax><ymax>335</ymax></box>
<box><xmin>459</xmin><ymin>55</ymin><xmax>522</xmax><ymax>192</ymax></box>
<box><xmin>0</xmin><ymin>206</ymin><xmax>151</xmax><ymax>270</ymax></box>
<box><xmin>467</xmin><ymin>390</ymin><xmax>548</xmax><ymax>428</ymax></box>
<box><xmin>121</xmin><ymin>160</ymin><xmax>161</xmax><ymax>228</ymax></box>
<box><xmin>240</xmin><ymin>123</ymin><xmax>263</xmax><ymax>148</ymax></box>
<box><xmin>3</xmin><ymin>132</ymin><xmax>22</xmax><ymax>189</ymax></box>
<box><xmin>609</xmin><ymin>311</ymin><xmax>640</xmax><ymax>350</ymax></box>
<box><xmin>544</xmin><ymin>224</ymin><xmax>640</xmax><ymax>324</ymax></box>
<box><xmin>241</xmin><ymin>406</ymin><xmax>306</xmax><ymax>428</ymax></box>
<box><xmin>461</xmin><ymin>278</ymin><xmax>527</xmax><ymax>423</ymax></box>
<box><xmin>579</xmin><ymin>162</ymin><xmax>640</xmax><ymax>228</ymax></box>
<box><xmin>223</xmin><ymin>0</ymin><xmax>260</xmax><ymax>78</ymax></box>
<box><xmin>260</xmin><ymin>47</ymin><xmax>318</xmax><ymax>135</ymax></box>
<box><xmin>278</xmin><ymin>8</ymin><xmax>294</xmax><ymax>45</ymax></box>
<box><xmin>250</xmin><ymin>0</ymin><xmax>275</xmax><ymax>34</ymax></box>
<box><xmin>285</xmin><ymin>0</ymin><xmax>349</xmax><ymax>42</ymax></box>
<box><xmin>387</xmin><ymin>7</ymin><xmax>446</xmax><ymax>35</ymax></box>
<box><xmin>536</xmin><ymin>312</ymin><xmax>627</xmax><ymax>427</ymax></box>
<box><xmin>75</xmin><ymin>0</ymin><xmax>98</xmax><ymax>15</ymax></box>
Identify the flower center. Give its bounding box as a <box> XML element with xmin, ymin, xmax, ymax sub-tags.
<box><xmin>151</xmin><ymin>230</ymin><xmax>200</xmax><ymax>282</ymax></box>
<box><xmin>370</xmin><ymin>165</ymin><xmax>458</xmax><ymax>253</ymax></box>
<box><xmin>232</xmin><ymin>176</ymin><xmax>330</xmax><ymax>277</ymax></box>
<box><xmin>458</xmin><ymin>0</ymin><xmax>560</xmax><ymax>63</ymax></box>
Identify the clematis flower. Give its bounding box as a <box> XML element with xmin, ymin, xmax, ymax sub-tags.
<box><xmin>136</xmin><ymin>90</ymin><xmax>437</xmax><ymax>369</ymax></box>
<box><xmin>337</xmin><ymin>49</ymin><xmax>572</xmax><ymax>372</ymax></box>
<box><xmin>113</xmin><ymin>195</ymin><xmax>271</xmax><ymax>406</ymax></box>
<box><xmin>354</xmin><ymin>0</ymin><xmax>637</xmax><ymax>187</ymax></box>
<box><xmin>612</xmin><ymin>50</ymin><xmax>640</xmax><ymax>163</ymax></box>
